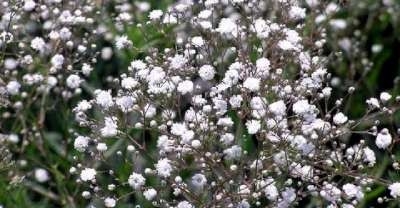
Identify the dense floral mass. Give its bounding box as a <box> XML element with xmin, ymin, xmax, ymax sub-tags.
<box><xmin>1</xmin><ymin>0</ymin><xmax>400</xmax><ymax>207</ymax></box>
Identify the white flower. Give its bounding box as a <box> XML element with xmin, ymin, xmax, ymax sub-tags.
<box><xmin>80</xmin><ymin>168</ymin><xmax>96</xmax><ymax>182</ymax></box>
<box><xmin>333</xmin><ymin>112</ymin><xmax>348</xmax><ymax>125</ymax></box>
<box><xmin>129</xmin><ymin>60</ymin><xmax>147</xmax><ymax>71</ymax></box>
<box><xmin>265</xmin><ymin>183</ymin><xmax>279</xmax><ymax>201</ymax></box>
<box><xmin>278</xmin><ymin>40</ymin><xmax>296</xmax><ymax>51</ymax></box>
<box><xmin>6</xmin><ymin>81</ymin><xmax>21</xmax><ymax>95</ymax></box>
<box><xmin>198</xmin><ymin>65</ymin><xmax>215</xmax><ymax>81</ymax></box>
<box><xmin>177</xmin><ymin>201</ymin><xmax>194</xmax><ymax>208</ymax></box>
<box><xmin>191</xmin><ymin>173</ymin><xmax>207</xmax><ymax>189</ymax></box>
<box><xmin>149</xmin><ymin>10</ymin><xmax>163</xmax><ymax>20</ymax></box>
<box><xmin>229</xmin><ymin>95</ymin><xmax>243</xmax><ymax>108</ymax></box>
<box><xmin>289</xmin><ymin>6</ymin><xmax>306</xmax><ymax>20</ymax></box>
<box><xmin>66</xmin><ymin>74</ymin><xmax>82</xmax><ymax>89</ymax></box>
<box><xmin>363</xmin><ymin>147</ymin><xmax>376</xmax><ymax>166</ymax></box>
<box><xmin>121</xmin><ymin>77</ymin><xmax>138</xmax><ymax>89</ymax></box>
<box><xmin>330</xmin><ymin>19</ymin><xmax>347</xmax><ymax>30</ymax></box>
<box><xmin>74</xmin><ymin>100</ymin><xmax>92</xmax><ymax>112</ymax></box>
<box><xmin>223</xmin><ymin>145</ymin><xmax>242</xmax><ymax>160</ymax></box>
<box><xmin>95</xmin><ymin>90</ymin><xmax>113</xmax><ymax>108</ymax></box>
<box><xmin>320</xmin><ymin>183</ymin><xmax>342</xmax><ymax>202</ymax></box>
<box><xmin>256</xmin><ymin>57</ymin><xmax>270</xmax><ymax>77</ymax></box>
<box><xmin>246</xmin><ymin>119</ymin><xmax>261</xmax><ymax>134</ymax></box>
<box><xmin>243</xmin><ymin>77</ymin><xmax>260</xmax><ymax>92</ymax></box>
<box><xmin>81</xmin><ymin>63</ymin><xmax>93</xmax><ymax>76</ymax></box>
<box><xmin>220</xmin><ymin>133</ymin><xmax>234</xmax><ymax>146</ymax></box>
<box><xmin>59</xmin><ymin>27</ymin><xmax>72</xmax><ymax>40</ymax></box>
<box><xmin>366</xmin><ymin>98</ymin><xmax>380</xmax><ymax>109</ymax></box>
<box><xmin>128</xmin><ymin>172</ymin><xmax>146</xmax><ymax>190</ymax></box>
<box><xmin>115</xmin><ymin>35</ymin><xmax>132</xmax><ymax>50</ymax></box>
<box><xmin>101</xmin><ymin>47</ymin><xmax>113</xmax><ymax>60</ymax></box>
<box><xmin>104</xmin><ymin>197</ymin><xmax>116</xmax><ymax>208</ymax></box>
<box><xmin>376</xmin><ymin>128</ymin><xmax>392</xmax><ymax>149</ymax></box>
<box><xmin>322</xmin><ymin>87</ymin><xmax>332</xmax><ymax>97</ymax></box>
<box><xmin>198</xmin><ymin>10</ymin><xmax>212</xmax><ymax>19</ymax></box>
<box><xmin>143</xmin><ymin>188</ymin><xmax>157</xmax><ymax>201</ymax></box>
<box><xmin>155</xmin><ymin>158</ymin><xmax>173</xmax><ymax>178</ymax></box>
<box><xmin>30</xmin><ymin>37</ymin><xmax>46</xmax><ymax>51</ymax></box>
<box><xmin>23</xmin><ymin>0</ymin><xmax>36</xmax><ymax>11</ymax></box>
<box><xmin>216</xmin><ymin>18</ymin><xmax>238</xmax><ymax>36</ymax></box>
<box><xmin>170</xmin><ymin>54</ymin><xmax>187</xmax><ymax>70</ymax></box>
<box><xmin>8</xmin><ymin>134</ymin><xmax>19</xmax><ymax>143</ymax></box>
<box><xmin>74</xmin><ymin>136</ymin><xmax>89</xmax><ymax>152</ymax></box>
<box><xmin>101</xmin><ymin>117</ymin><xmax>118</xmax><ymax>137</ymax></box>
<box><xmin>144</xmin><ymin>103</ymin><xmax>157</xmax><ymax>118</ymax></box>
<box><xmin>292</xmin><ymin>99</ymin><xmax>317</xmax><ymax>117</ymax></box>
<box><xmin>191</xmin><ymin>36</ymin><xmax>204</xmax><ymax>47</ymax></box>
<box><xmin>177</xmin><ymin>80</ymin><xmax>194</xmax><ymax>95</ymax></box>
<box><xmin>342</xmin><ymin>183</ymin><xmax>363</xmax><ymax>199</ymax></box>
<box><xmin>96</xmin><ymin>143</ymin><xmax>108</xmax><ymax>152</ymax></box>
<box><xmin>253</xmin><ymin>18</ymin><xmax>270</xmax><ymax>38</ymax></box>
<box><xmin>380</xmin><ymin>92</ymin><xmax>392</xmax><ymax>103</ymax></box>
<box><xmin>51</xmin><ymin>54</ymin><xmax>64</xmax><ymax>69</ymax></box>
<box><xmin>116</xmin><ymin>96</ymin><xmax>134</xmax><ymax>112</ymax></box>
<box><xmin>389</xmin><ymin>182</ymin><xmax>400</xmax><ymax>198</ymax></box>
<box><xmin>269</xmin><ymin>100</ymin><xmax>287</xmax><ymax>117</ymax></box>
<box><xmin>34</xmin><ymin>168</ymin><xmax>50</xmax><ymax>183</ymax></box>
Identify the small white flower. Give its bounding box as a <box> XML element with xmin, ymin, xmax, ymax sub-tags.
<box><xmin>51</xmin><ymin>54</ymin><xmax>64</xmax><ymax>69</ymax></box>
<box><xmin>121</xmin><ymin>77</ymin><xmax>138</xmax><ymax>89</ymax></box>
<box><xmin>191</xmin><ymin>173</ymin><xmax>207</xmax><ymax>189</ymax></box>
<box><xmin>115</xmin><ymin>35</ymin><xmax>132</xmax><ymax>50</ymax></box>
<box><xmin>289</xmin><ymin>6</ymin><xmax>306</xmax><ymax>20</ymax></box>
<box><xmin>216</xmin><ymin>18</ymin><xmax>238</xmax><ymax>36</ymax></box>
<box><xmin>80</xmin><ymin>168</ymin><xmax>96</xmax><ymax>182</ymax></box>
<box><xmin>170</xmin><ymin>54</ymin><xmax>187</xmax><ymax>70</ymax></box>
<box><xmin>128</xmin><ymin>172</ymin><xmax>146</xmax><ymax>190</ymax></box>
<box><xmin>269</xmin><ymin>100</ymin><xmax>287</xmax><ymax>117</ymax></box>
<box><xmin>177</xmin><ymin>80</ymin><xmax>194</xmax><ymax>95</ymax></box>
<box><xmin>104</xmin><ymin>197</ymin><xmax>116</xmax><ymax>208</ymax></box>
<box><xmin>23</xmin><ymin>0</ymin><xmax>36</xmax><ymax>11</ymax></box>
<box><xmin>6</xmin><ymin>81</ymin><xmax>21</xmax><ymax>95</ymax></box>
<box><xmin>66</xmin><ymin>74</ymin><xmax>82</xmax><ymax>89</ymax></box>
<box><xmin>389</xmin><ymin>182</ymin><xmax>400</xmax><ymax>198</ymax></box>
<box><xmin>380</xmin><ymin>92</ymin><xmax>392</xmax><ymax>103</ymax></box>
<box><xmin>246</xmin><ymin>119</ymin><xmax>261</xmax><ymax>134</ymax></box>
<box><xmin>223</xmin><ymin>145</ymin><xmax>242</xmax><ymax>160</ymax></box>
<box><xmin>366</xmin><ymin>97</ymin><xmax>380</xmax><ymax>109</ymax></box>
<box><xmin>8</xmin><ymin>134</ymin><xmax>19</xmax><ymax>143</ymax></box>
<box><xmin>375</xmin><ymin>128</ymin><xmax>392</xmax><ymax>149</ymax></box>
<box><xmin>34</xmin><ymin>168</ymin><xmax>50</xmax><ymax>183</ymax></box>
<box><xmin>198</xmin><ymin>65</ymin><xmax>215</xmax><ymax>81</ymax></box>
<box><xmin>96</xmin><ymin>143</ymin><xmax>108</xmax><ymax>152</ymax></box>
<box><xmin>149</xmin><ymin>10</ymin><xmax>163</xmax><ymax>20</ymax></box>
<box><xmin>155</xmin><ymin>158</ymin><xmax>173</xmax><ymax>178</ymax></box>
<box><xmin>177</xmin><ymin>201</ymin><xmax>194</xmax><ymax>208</ymax></box>
<box><xmin>342</xmin><ymin>183</ymin><xmax>363</xmax><ymax>199</ymax></box>
<box><xmin>191</xmin><ymin>36</ymin><xmax>204</xmax><ymax>47</ymax></box>
<box><xmin>333</xmin><ymin>112</ymin><xmax>348</xmax><ymax>125</ymax></box>
<box><xmin>143</xmin><ymin>188</ymin><xmax>157</xmax><ymax>201</ymax></box>
<box><xmin>81</xmin><ymin>63</ymin><xmax>93</xmax><ymax>76</ymax></box>
<box><xmin>101</xmin><ymin>117</ymin><xmax>118</xmax><ymax>137</ymax></box>
<box><xmin>74</xmin><ymin>136</ymin><xmax>89</xmax><ymax>152</ymax></box>
<box><xmin>30</xmin><ymin>37</ymin><xmax>46</xmax><ymax>51</ymax></box>
<box><xmin>243</xmin><ymin>77</ymin><xmax>260</xmax><ymax>92</ymax></box>
<box><xmin>95</xmin><ymin>90</ymin><xmax>113</xmax><ymax>109</ymax></box>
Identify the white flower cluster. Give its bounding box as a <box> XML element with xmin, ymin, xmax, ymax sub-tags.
<box><xmin>67</xmin><ymin>1</ymin><xmax>400</xmax><ymax>207</ymax></box>
<box><xmin>2</xmin><ymin>0</ymin><xmax>400</xmax><ymax>208</ymax></box>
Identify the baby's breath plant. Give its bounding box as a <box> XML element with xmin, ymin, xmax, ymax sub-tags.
<box><xmin>68</xmin><ymin>0</ymin><xmax>400</xmax><ymax>207</ymax></box>
<box><xmin>2</xmin><ymin>0</ymin><xmax>400</xmax><ymax>207</ymax></box>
